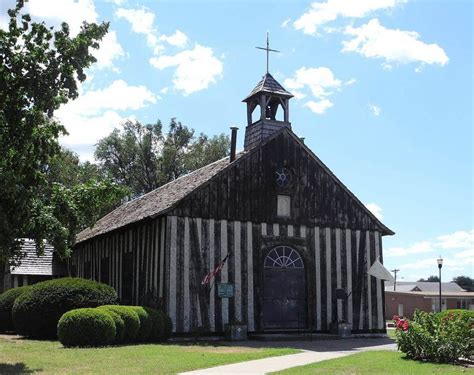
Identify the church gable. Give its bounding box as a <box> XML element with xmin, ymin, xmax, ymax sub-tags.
<box><xmin>171</xmin><ymin>128</ymin><xmax>393</xmax><ymax>235</ymax></box>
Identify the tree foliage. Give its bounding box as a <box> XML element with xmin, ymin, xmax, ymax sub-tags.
<box><xmin>95</xmin><ymin>119</ymin><xmax>230</xmax><ymax>197</ymax></box>
<box><xmin>452</xmin><ymin>276</ymin><xmax>474</xmax><ymax>292</ymax></box>
<box><xmin>418</xmin><ymin>276</ymin><xmax>440</xmax><ymax>282</ymax></box>
<box><xmin>0</xmin><ymin>0</ymin><xmax>109</xmax><ymax>262</ymax></box>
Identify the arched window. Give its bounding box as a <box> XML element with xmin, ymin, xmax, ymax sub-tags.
<box><xmin>264</xmin><ymin>246</ymin><xmax>304</xmax><ymax>269</ymax></box>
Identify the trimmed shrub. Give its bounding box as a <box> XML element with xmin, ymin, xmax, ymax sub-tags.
<box><xmin>437</xmin><ymin>309</ymin><xmax>474</xmax><ymax>320</ymax></box>
<box><xmin>127</xmin><ymin>306</ymin><xmax>152</xmax><ymax>342</ymax></box>
<box><xmin>102</xmin><ymin>309</ymin><xmax>125</xmax><ymax>343</ymax></box>
<box><xmin>0</xmin><ymin>286</ymin><xmax>30</xmax><ymax>332</ymax></box>
<box><xmin>58</xmin><ymin>308</ymin><xmax>116</xmax><ymax>347</ymax></box>
<box><xmin>394</xmin><ymin>310</ymin><xmax>474</xmax><ymax>363</ymax></box>
<box><xmin>97</xmin><ymin>305</ymin><xmax>139</xmax><ymax>342</ymax></box>
<box><xmin>13</xmin><ymin>278</ymin><xmax>118</xmax><ymax>338</ymax></box>
<box><xmin>144</xmin><ymin>307</ymin><xmax>172</xmax><ymax>342</ymax></box>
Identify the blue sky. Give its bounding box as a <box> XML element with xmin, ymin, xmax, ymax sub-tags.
<box><xmin>1</xmin><ymin>0</ymin><xmax>472</xmax><ymax>282</ymax></box>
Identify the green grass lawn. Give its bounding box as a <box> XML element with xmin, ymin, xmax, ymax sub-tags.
<box><xmin>0</xmin><ymin>335</ymin><xmax>298</xmax><ymax>374</ymax></box>
<box><xmin>273</xmin><ymin>350</ymin><xmax>472</xmax><ymax>374</ymax></box>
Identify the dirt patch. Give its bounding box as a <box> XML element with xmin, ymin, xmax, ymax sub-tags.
<box><xmin>0</xmin><ymin>334</ymin><xmax>23</xmax><ymax>341</ymax></box>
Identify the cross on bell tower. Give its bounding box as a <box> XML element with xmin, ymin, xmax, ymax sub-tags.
<box><xmin>242</xmin><ymin>33</ymin><xmax>294</xmax><ymax>150</ymax></box>
<box><xmin>256</xmin><ymin>32</ymin><xmax>280</xmax><ymax>74</ymax></box>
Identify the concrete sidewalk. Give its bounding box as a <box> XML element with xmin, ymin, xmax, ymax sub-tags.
<box><xmin>180</xmin><ymin>339</ymin><xmax>396</xmax><ymax>375</ymax></box>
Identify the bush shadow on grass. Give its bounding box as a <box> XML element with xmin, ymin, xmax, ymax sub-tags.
<box><xmin>164</xmin><ymin>336</ymin><xmax>396</xmax><ymax>353</ymax></box>
<box><xmin>399</xmin><ymin>354</ymin><xmax>474</xmax><ymax>369</ymax></box>
<box><xmin>0</xmin><ymin>363</ymin><xmax>39</xmax><ymax>374</ymax></box>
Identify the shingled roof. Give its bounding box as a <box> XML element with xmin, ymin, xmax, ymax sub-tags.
<box><xmin>76</xmin><ymin>153</ymin><xmax>243</xmax><ymax>244</ymax></box>
<box><xmin>76</xmin><ymin>126</ymin><xmax>394</xmax><ymax>244</ymax></box>
<box><xmin>10</xmin><ymin>240</ymin><xmax>67</xmax><ymax>276</ymax></box>
<box><xmin>385</xmin><ymin>281</ymin><xmax>466</xmax><ymax>293</ymax></box>
<box><xmin>243</xmin><ymin>73</ymin><xmax>293</xmax><ymax>101</ymax></box>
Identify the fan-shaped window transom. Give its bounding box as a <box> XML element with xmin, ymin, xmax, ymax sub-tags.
<box><xmin>264</xmin><ymin>246</ymin><xmax>304</xmax><ymax>269</ymax></box>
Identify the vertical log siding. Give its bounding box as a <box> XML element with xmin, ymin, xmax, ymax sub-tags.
<box><xmin>72</xmin><ymin>217</ymin><xmax>167</xmax><ymax>307</ymax></box>
<box><xmin>72</xmin><ymin>215</ymin><xmax>386</xmax><ymax>334</ymax></box>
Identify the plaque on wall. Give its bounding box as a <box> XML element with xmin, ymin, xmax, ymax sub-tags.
<box><xmin>217</xmin><ymin>283</ymin><xmax>234</xmax><ymax>298</ymax></box>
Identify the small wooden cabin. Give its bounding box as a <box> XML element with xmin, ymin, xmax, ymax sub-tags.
<box><xmin>73</xmin><ymin>73</ymin><xmax>394</xmax><ymax>334</ymax></box>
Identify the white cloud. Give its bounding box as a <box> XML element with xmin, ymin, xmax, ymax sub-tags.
<box><xmin>342</xmin><ymin>19</ymin><xmax>449</xmax><ymax>67</ymax></box>
<box><xmin>398</xmin><ymin>257</ymin><xmax>466</xmax><ymax>271</ymax></box>
<box><xmin>159</xmin><ymin>30</ymin><xmax>189</xmax><ymax>48</ymax></box>
<box><xmin>345</xmin><ymin>78</ymin><xmax>357</xmax><ymax>86</ymax></box>
<box><xmin>304</xmin><ymin>100</ymin><xmax>333</xmax><ymax>114</ymax></box>
<box><xmin>454</xmin><ymin>249</ymin><xmax>474</xmax><ymax>262</ymax></box>
<box><xmin>294</xmin><ymin>0</ymin><xmax>404</xmax><ymax>35</ymax></box>
<box><xmin>281</xmin><ymin>18</ymin><xmax>291</xmax><ymax>28</ymax></box>
<box><xmin>387</xmin><ymin>241</ymin><xmax>434</xmax><ymax>257</ymax></box>
<box><xmin>150</xmin><ymin>44</ymin><xmax>223</xmax><ymax>95</ymax></box>
<box><xmin>436</xmin><ymin>230</ymin><xmax>474</xmax><ymax>250</ymax></box>
<box><xmin>56</xmin><ymin>80</ymin><xmax>156</xmax><ymax>152</ymax></box>
<box><xmin>116</xmin><ymin>7</ymin><xmax>162</xmax><ymax>52</ymax></box>
<box><xmin>91</xmin><ymin>31</ymin><xmax>125</xmax><ymax>72</ymax></box>
<box><xmin>60</xmin><ymin>80</ymin><xmax>157</xmax><ymax>116</ymax></box>
<box><xmin>368</xmin><ymin>103</ymin><xmax>382</xmax><ymax>116</ymax></box>
<box><xmin>386</xmin><ymin>229</ymin><xmax>473</xmax><ymax>258</ymax></box>
<box><xmin>1</xmin><ymin>0</ymin><xmax>123</xmax><ymax>72</ymax></box>
<box><xmin>284</xmin><ymin>66</ymin><xmax>343</xmax><ymax>114</ymax></box>
<box><xmin>27</xmin><ymin>0</ymin><xmax>98</xmax><ymax>36</ymax></box>
<box><xmin>365</xmin><ymin>202</ymin><xmax>383</xmax><ymax>219</ymax></box>
<box><xmin>59</xmin><ymin>110</ymin><xmax>126</xmax><ymax>147</ymax></box>
<box><xmin>116</xmin><ymin>7</ymin><xmax>221</xmax><ymax>96</ymax></box>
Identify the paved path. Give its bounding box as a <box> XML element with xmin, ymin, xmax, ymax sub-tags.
<box><xmin>180</xmin><ymin>338</ymin><xmax>396</xmax><ymax>375</ymax></box>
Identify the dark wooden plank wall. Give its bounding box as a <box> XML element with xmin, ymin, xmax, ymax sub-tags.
<box><xmin>171</xmin><ymin>131</ymin><xmax>386</xmax><ymax>234</ymax></box>
<box><xmin>71</xmin><ymin>216</ymin><xmax>167</xmax><ymax>306</ymax></box>
<box><xmin>164</xmin><ymin>215</ymin><xmax>385</xmax><ymax>334</ymax></box>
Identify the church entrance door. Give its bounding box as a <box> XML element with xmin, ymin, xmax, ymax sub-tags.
<box><xmin>263</xmin><ymin>246</ymin><xmax>306</xmax><ymax>330</ymax></box>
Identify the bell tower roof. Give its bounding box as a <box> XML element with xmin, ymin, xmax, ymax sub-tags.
<box><xmin>243</xmin><ymin>73</ymin><xmax>293</xmax><ymax>102</ymax></box>
<box><xmin>242</xmin><ymin>33</ymin><xmax>294</xmax><ymax>150</ymax></box>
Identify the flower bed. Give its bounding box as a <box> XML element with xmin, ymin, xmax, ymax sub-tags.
<box><xmin>393</xmin><ymin>310</ymin><xmax>474</xmax><ymax>363</ymax></box>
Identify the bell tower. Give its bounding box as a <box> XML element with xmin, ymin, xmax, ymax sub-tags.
<box><xmin>243</xmin><ymin>34</ymin><xmax>294</xmax><ymax>150</ymax></box>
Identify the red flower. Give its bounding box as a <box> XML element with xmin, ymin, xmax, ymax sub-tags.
<box><xmin>393</xmin><ymin>315</ymin><xmax>400</xmax><ymax>321</ymax></box>
<box><xmin>401</xmin><ymin>320</ymin><xmax>409</xmax><ymax>331</ymax></box>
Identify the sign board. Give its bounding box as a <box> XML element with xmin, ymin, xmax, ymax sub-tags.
<box><xmin>217</xmin><ymin>283</ymin><xmax>234</xmax><ymax>298</ymax></box>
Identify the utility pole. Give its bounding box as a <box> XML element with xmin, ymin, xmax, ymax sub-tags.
<box><xmin>391</xmin><ymin>269</ymin><xmax>400</xmax><ymax>291</ymax></box>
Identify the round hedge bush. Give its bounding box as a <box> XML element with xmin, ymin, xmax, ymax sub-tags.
<box><xmin>0</xmin><ymin>286</ymin><xmax>30</xmax><ymax>332</ymax></box>
<box><xmin>102</xmin><ymin>309</ymin><xmax>125</xmax><ymax>343</ymax></box>
<box><xmin>127</xmin><ymin>306</ymin><xmax>152</xmax><ymax>342</ymax></box>
<box><xmin>13</xmin><ymin>278</ymin><xmax>118</xmax><ymax>338</ymax></box>
<box><xmin>97</xmin><ymin>305</ymin><xmax>139</xmax><ymax>342</ymax></box>
<box><xmin>58</xmin><ymin>308</ymin><xmax>116</xmax><ymax>347</ymax></box>
<box><xmin>144</xmin><ymin>307</ymin><xmax>172</xmax><ymax>342</ymax></box>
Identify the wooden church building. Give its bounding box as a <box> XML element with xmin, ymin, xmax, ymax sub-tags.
<box><xmin>73</xmin><ymin>71</ymin><xmax>394</xmax><ymax>334</ymax></box>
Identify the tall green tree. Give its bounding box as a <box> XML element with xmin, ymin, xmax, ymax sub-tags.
<box><xmin>44</xmin><ymin>147</ymin><xmax>103</xmax><ymax>188</ymax></box>
<box><xmin>453</xmin><ymin>276</ymin><xmax>474</xmax><ymax>292</ymax></box>
<box><xmin>0</xmin><ymin>0</ymin><xmax>109</xmax><ymax>265</ymax></box>
<box><xmin>95</xmin><ymin>119</ymin><xmax>230</xmax><ymax>197</ymax></box>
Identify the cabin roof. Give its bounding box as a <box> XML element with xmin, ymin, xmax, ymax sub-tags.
<box><xmin>243</xmin><ymin>73</ymin><xmax>293</xmax><ymax>101</ymax></box>
<box><xmin>76</xmin><ymin>127</ymin><xmax>394</xmax><ymax>244</ymax></box>
<box><xmin>76</xmin><ymin>153</ymin><xmax>244</xmax><ymax>243</ymax></box>
<box><xmin>10</xmin><ymin>239</ymin><xmax>67</xmax><ymax>276</ymax></box>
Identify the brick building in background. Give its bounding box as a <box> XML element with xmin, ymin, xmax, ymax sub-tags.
<box><xmin>385</xmin><ymin>281</ymin><xmax>474</xmax><ymax>319</ymax></box>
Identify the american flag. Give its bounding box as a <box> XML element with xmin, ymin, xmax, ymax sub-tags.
<box><xmin>201</xmin><ymin>254</ymin><xmax>229</xmax><ymax>285</ymax></box>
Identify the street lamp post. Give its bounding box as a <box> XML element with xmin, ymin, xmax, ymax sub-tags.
<box><xmin>437</xmin><ymin>256</ymin><xmax>443</xmax><ymax>313</ymax></box>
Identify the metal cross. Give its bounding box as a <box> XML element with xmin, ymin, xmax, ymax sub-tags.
<box><xmin>256</xmin><ymin>32</ymin><xmax>280</xmax><ymax>73</ymax></box>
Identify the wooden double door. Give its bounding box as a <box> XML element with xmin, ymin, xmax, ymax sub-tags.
<box><xmin>263</xmin><ymin>246</ymin><xmax>307</xmax><ymax>330</ymax></box>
